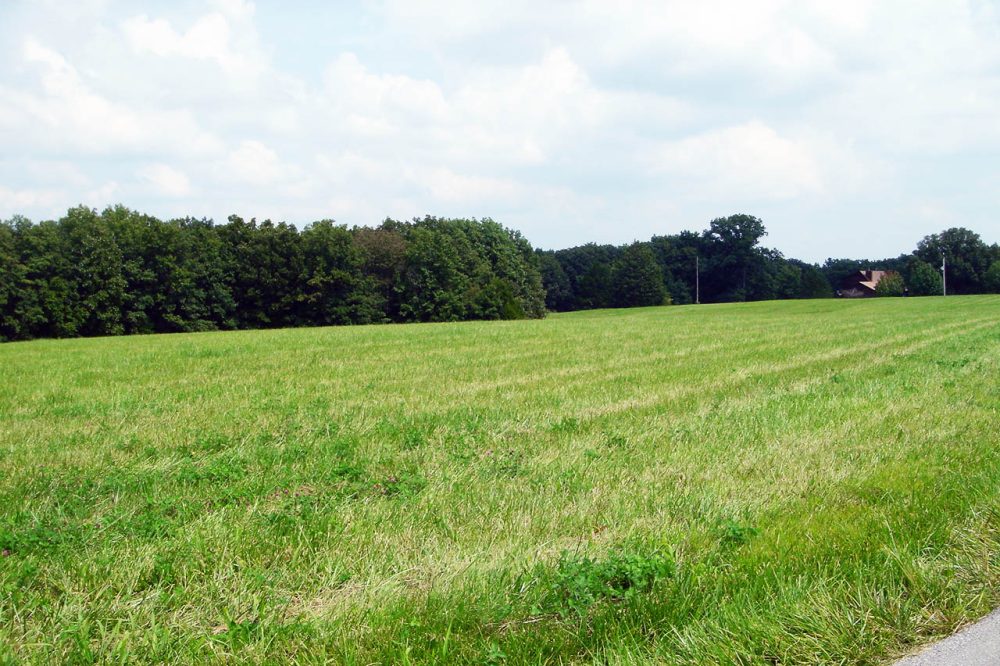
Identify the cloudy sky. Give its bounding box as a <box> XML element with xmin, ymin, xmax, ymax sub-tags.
<box><xmin>1</xmin><ymin>0</ymin><xmax>998</xmax><ymax>261</ymax></box>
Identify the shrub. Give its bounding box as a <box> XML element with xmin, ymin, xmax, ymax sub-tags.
<box><xmin>906</xmin><ymin>259</ymin><xmax>943</xmax><ymax>296</ymax></box>
<box><xmin>875</xmin><ymin>272</ymin><xmax>905</xmax><ymax>297</ymax></box>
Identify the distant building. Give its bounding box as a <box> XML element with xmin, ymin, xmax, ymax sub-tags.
<box><xmin>840</xmin><ymin>269</ymin><xmax>894</xmax><ymax>297</ymax></box>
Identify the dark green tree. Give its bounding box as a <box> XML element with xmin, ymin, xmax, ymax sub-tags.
<box><xmin>552</xmin><ymin>243</ymin><xmax>619</xmax><ymax>309</ymax></box>
<box><xmin>702</xmin><ymin>214</ymin><xmax>768</xmax><ymax>301</ymax></box>
<box><xmin>299</xmin><ymin>220</ymin><xmax>383</xmax><ymax>325</ymax></box>
<box><xmin>798</xmin><ymin>265</ymin><xmax>833</xmax><ymax>298</ymax></box>
<box><xmin>61</xmin><ymin>206</ymin><xmax>127</xmax><ymax>337</ymax></box>
<box><xmin>464</xmin><ymin>218</ymin><xmax>545</xmax><ymax>319</ymax></box>
<box><xmin>754</xmin><ymin>250</ymin><xmax>798</xmax><ymax>301</ymax></box>
<box><xmin>217</xmin><ymin>216</ymin><xmax>304</xmax><ymax>328</ymax></box>
<box><xmin>536</xmin><ymin>251</ymin><xmax>573</xmax><ymax>311</ymax></box>
<box><xmin>905</xmin><ymin>258</ymin><xmax>943</xmax><ymax>296</ymax></box>
<box><xmin>578</xmin><ymin>261</ymin><xmax>613</xmax><ymax>309</ymax></box>
<box><xmin>354</xmin><ymin>224</ymin><xmax>407</xmax><ymax>320</ymax></box>
<box><xmin>984</xmin><ymin>260</ymin><xmax>1000</xmax><ymax>293</ymax></box>
<box><xmin>647</xmin><ymin>234</ymin><xmax>698</xmax><ymax>304</ymax></box>
<box><xmin>0</xmin><ymin>220</ymin><xmax>23</xmax><ymax>341</ymax></box>
<box><xmin>915</xmin><ymin>228</ymin><xmax>992</xmax><ymax>294</ymax></box>
<box><xmin>398</xmin><ymin>221</ymin><xmax>476</xmax><ymax>322</ymax></box>
<box><xmin>611</xmin><ymin>243</ymin><xmax>666</xmax><ymax>308</ymax></box>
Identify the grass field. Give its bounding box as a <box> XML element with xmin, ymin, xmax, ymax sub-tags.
<box><xmin>1</xmin><ymin>296</ymin><xmax>999</xmax><ymax>664</ymax></box>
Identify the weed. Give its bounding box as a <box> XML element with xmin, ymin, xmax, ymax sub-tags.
<box><xmin>719</xmin><ymin>520</ymin><xmax>760</xmax><ymax>546</ymax></box>
<box><xmin>482</xmin><ymin>449</ymin><xmax>525</xmax><ymax>478</ymax></box>
<box><xmin>542</xmin><ymin>549</ymin><xmax>675</xmax><ymax>617</ymax></box>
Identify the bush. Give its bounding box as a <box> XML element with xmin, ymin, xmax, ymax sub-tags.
<box><xmin>875</xmin><ymin>272</ymin><xmax>905</xmax><ymax>297</ymax></box>
<box><xmin>906</xmin><ymin>259</ymin><xmax>943</xmax><ymax>296</ymax></box>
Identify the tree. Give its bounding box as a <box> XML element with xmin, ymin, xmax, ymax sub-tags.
<box><xmin>875</xmin><ymin>272</ymin><xmax>904</xmax><ymax>297</ymax></box>
<box><xmin>578</xmin><ymin>261</ymin><xmax>613</xmax><ymax>309</ymax></box>
<box><xmin>216</xmin><ymin>216</ymin><xmax>304</xmax><ymax>328</ymax></box>
<box><xmin>61</xmin><ymin>206</ymin><xmax>127</xmax><ymax>337</ymax></box>
<box><xmin>648</xmin><ymin>234</ymin><xmax>699</xmax><ymax>304</ymax></box>
<box><xmin>553</xmin><ymin>243</ymin><xmax>619</xmax><ymax>309</ymax></box>
<box><xmin>300</xmin><ymin>220</ymin><xmax>383</xmax><ymax>325</ymax></box>
<box><xmin>702</xmin><ymin>214</ymin><xmax>768</xmax><ymax>301</ymax></box>
<box><xmin>464</xmin><ymin>218</ymin><xmax>546</xmax><ymax>319</ymax></box>
<box><xmin>755</xmin><ymin>250</ymin><xmax>798</xmax><ymax>301</ymax></box>
<box><xmin>611</xmin><ymin>243</ymin><xmax>666</xmax><ymax>308</ymax></box>
<box><xmin>354</xmin><ymin>225</ymin><xmax>407</xmax><ymax>320</ymax></box>
<box><xmin>536</xmin><ymin>251</ymin><xmax>573</xmax><ymax>311</ymax></box>
<box><xmin>799</xmin><ymin>265</ymin><xmax>833</xmax><ymax>299</ymax></box>
<box><xmin>915</xmin><ymin>228</ymin><xmax>992</xmax><ymax>294</ymax></box>
<box><xmin>0</xmin><ymin>220</ymin><xmax>23</xmax><ymax>340</ymax></box>
<box><xmin>985</xmin><ymin>260</ymin><xmax>1000</xmax><ymax>293</ymax></box>
<box><xmin>101</xmin><ymin>205</ymin><xmax>228</xmax><ymax>334</ymax></box>
<box><xmin>905</xmin><ymin>258</ymin><xmax>943</xmax><ymax>296</ymax></box>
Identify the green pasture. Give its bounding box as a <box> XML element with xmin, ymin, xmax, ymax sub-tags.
<box><xmin>1</xmin><ymin>296</ymin><xmax>999</xmax><ymax>664</ymax></box>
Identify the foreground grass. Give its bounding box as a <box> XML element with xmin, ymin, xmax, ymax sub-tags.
<box><xmin>1</xmin><ymin>296</ymin><xmax>999</xmax><ymax>664</ymax></box>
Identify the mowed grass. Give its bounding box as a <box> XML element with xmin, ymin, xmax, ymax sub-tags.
<box><xmin>1</xmin><ymin>297</ymin><xmax>999</xmax><ymax>664</ymax></box>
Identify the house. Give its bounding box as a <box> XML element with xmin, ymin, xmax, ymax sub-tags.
<box><xmin>840</xmin><ymin>269</ymin><xmax>893</xmax><ymax>297</ymax></box>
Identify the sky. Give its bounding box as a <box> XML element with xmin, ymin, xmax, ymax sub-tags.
<box><xmin>1</xmin><ymin>0</ymin><xmax>998</xmax><ymax>262</ymax></box>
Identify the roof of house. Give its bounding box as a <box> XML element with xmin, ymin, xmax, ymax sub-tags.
<box><xmin>856</xmin><ymin>270</ymin><xmax>886</xmax><ymax>291</ymax></box>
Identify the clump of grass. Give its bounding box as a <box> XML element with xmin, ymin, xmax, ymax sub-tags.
<box><xmin>541</xmin><ymin>548</ymin><xmax>675</xmax><ymax>617</ymax></box>
<box><xmin>481</xmin><ymin>449</ymin><xmax>526</xmax><ymax>478</ymax></box>
<box><xmin>372</xmin><ymin>472</ymin><xmax>426</xmax><ymax>498</ymax></box>
<box><xmin>603</xmin><ymin>431</ymin><xmax>628</xmax><ymax>448</ymax></box>
<box><xmin>719</xmin><ymin>519</ymin><xmax>760</xmax><ymax>546</ymax></box>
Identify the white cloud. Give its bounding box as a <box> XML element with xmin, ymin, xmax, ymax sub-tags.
<box><xmin>1</xmin><ymin>38</ymin><xmax>223</xmax><ymax>157</ymax></box>
<box><xmin>84</xmin><ymin>181</ymin><xmax>119</xmax><ymax>207</ymax></box>
<box><xmin>650</xmin><ymin>122</ymin><xmax>823</xmax><ymax>201</ymax></box>
<box><xmin>0</xmin><ymin>186</ymin><xmax>63</xmax><ymax>212</ymax></box>
<box><xmin>121</xmin><ymin>9</ymin><xmax>265</xmax><ymax>82</ymax></box>
<box><xmin>411</xmin><ymin>167</ymin><xmax>524</xmax><ymax>203</ymax></box>
<box><xmin>139</xmin><ymin>164</ymin><xmax>191</xmax><ymax>197</ymax></box>
<box><xmin>219</xmin><ymin>140</ymin><xmax>303</xmax><ymax>188</ymax></box>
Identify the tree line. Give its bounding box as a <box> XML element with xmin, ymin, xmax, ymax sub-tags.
<box><xmin>2</xmin><ymin>207</ymin><xmax>998</xmax><ymax>341</ymax></box>
<box><xmin>0</xmin><ymin>206</ymin><xmax>545</xmax><ymax>341</ymax></box>
<box><xmin>538</xmin><ymin>215</ymin><xmax>1000</xmax><ymax>311</ymax></box>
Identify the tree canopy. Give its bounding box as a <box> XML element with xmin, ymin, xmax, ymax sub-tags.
<box><xmin>0</xmin><ymin>208</ymin><xmax>545</xmax><ymax>341</ymax></box>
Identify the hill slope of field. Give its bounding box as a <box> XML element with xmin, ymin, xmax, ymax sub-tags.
<box><xmin>2</xmin><ymin>297</ymin><xmax>999</xmax><ymax>664</ymax></box>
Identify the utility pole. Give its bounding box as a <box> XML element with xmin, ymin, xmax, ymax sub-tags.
<box><xmin>695</xmin><ymin>254</ymin><xmax>700</xmax><ymax>304</ymax></box>
<box><xmin>941</xmin><ymin>254</ymin><xmax>947</xmax><ymax>296</ymax></box>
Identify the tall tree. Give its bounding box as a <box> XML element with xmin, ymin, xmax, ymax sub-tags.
<box><xmin>647</xmin><ymin>234</ymin><xmax>698</xmax><ymax>304</ymax></box>
<box><xmin>299</xmin><ymin>220</ymin><xmax>383</xmax><ymax>325</ymax></box>
<box><xmin>398</xmin><ymin>221</ymin><xmax>477</xmax><ymax>322</ymax></box>
<box><xmin>554</xmin><ymin>243</ymin><xmax>618</xmax><ymax>309</ymax></box>
<box><xmin>354</xmin><ymin>224</ymin><xmax>407</xmax><ymax>320</ymax></box>
<box><xmin>703</xmin><ymin>214</ymin><xmax>768</xmax><ymax>301</ymax></box>
<box><xmin>0</xmin><ymin>220</ymin><xmax>23</xmax><ymax>341</ymax></box>
<box><xmin>611</xmin><ymin>243</ymin><xmax>666</xmax><ymax>308</ymax></box>
<box><xmin>217</xmin><ymin>216</ymin><xmax>304</xmax><ymax>328</ymax></box>
<box><xmin>984</xmin><ymin>260</ymin><xmax>1000</xmax><ymax>293</ymax></box>
<box><xmin>61</xmin><ymin>206</ymin><xmax>127</xmax><ymax>337</ymax></box>
<box><xmin>915</xmin><ymin>227</ymin><xmax>992</xmax><ymax>294</ymax></box>
<box><xmin>536</xmin><ymin>251</ymin><xmax>573</xmax><ymax>312</ymax></box>
<box><xmin>905</xmin><ymin>258</ymin><xmax>943</xmax><ymax>296</ymax></box>
<box><xmin>798</xmin><ymin>265</ymin><xmax>833</xmax><ymax>299</ymax></box>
